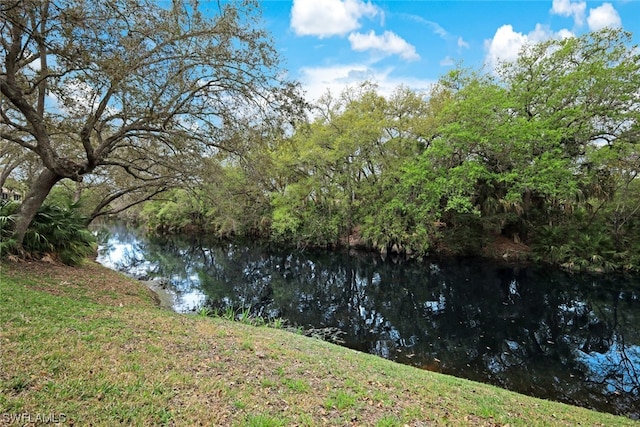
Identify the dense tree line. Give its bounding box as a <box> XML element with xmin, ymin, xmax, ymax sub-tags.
<box><xmin>141</xmin><ymin>29</ymin><xmax>640</xmax><ymax>272</ymax></box>
<box><xmin>1</xmin><ymin>0</ymin><xmax>638</xmax><ymax>271</ymax></box>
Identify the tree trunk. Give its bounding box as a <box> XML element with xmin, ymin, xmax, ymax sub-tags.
<box><xmin>11</xmin><ymin>168</ymin><xmax>62</xmax><ymax>248</ymax></box>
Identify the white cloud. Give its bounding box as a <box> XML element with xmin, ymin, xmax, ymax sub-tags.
<box><xmin>45</xmin><ymin>79</ymin><xmax>120</xmax><ymax>120</ymax></box>
<box><xmin>557</xmin><ymin>28</ymin><xmax>574</xmax><ymax>39</ymax></box>
<box><xmin>528</xmin><ymin>23</ymin><xmax>573</xmax><ymax>43</ymax></box>
<box><xmin>440</xmin><ymin>56</ymin><xmax>455</xmax><ymax>67</ymax></box>
<box><xmin>298</xmin><ymin>64</ymin><xmax>364</xmax><ymax>101</ymax></box>
<box><xmin>348</xmin><ymin>30</ymin><xmax>420</xmax><ymax>61</ymax></box>
<box><xmin>298</xmin><ymin>64</ymin><xmax>434</xmax><ymax>102</ymax></box>
<box><xmin>457</xmin><ymin>37</ymin><xmax>469</xmax><ymax>49</ymax></box>
<box><xmin>28</xmin><ymin>58</ymin><xmax>42</xmax><ymax>72</ymax></box>
<box><xmin>484</xmin><ymin>23</ymin><xmax>573</xmax><ymax>71</ymax></box>
<box><xmin>484</xmin><ymin>25</ymin><xmax>529</xmax><ymax>70</ymax></box>
<box><xmin>290</xmin><ymin>0</ymin><xmax>381</xmax><ymax>38</ymax></box>
<box><xmin>403</xmin><ymin>14</ymin><xmax>453</xmax><ymax>41</ymax></box>
<box><xmin>424</xmin><ymin>20</ymin><xmax>448</xmax><ymax>39</ymax></box>
<box><xmin>587</xmin><ymin>3</ymin><xmax>621</xmax><ymax>31</ymax></box>
<box><xmin>550</xmin><ymin>0</ymin><xmax>586</xmax><ymax>26</ymax></box>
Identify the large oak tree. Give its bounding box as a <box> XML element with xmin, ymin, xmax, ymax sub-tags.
<box><xmin>0</xmin><ymin>0</ymin><xmax>301</xmax><ymax>248</ymax></box>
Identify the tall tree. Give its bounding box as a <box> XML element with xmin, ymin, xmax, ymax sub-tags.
<box><xmin>403</xmin><ymin>29</ymin><xmax>640</xmax><ymax>260</ymax></box>
<box><xmin>268</xmin><ymin>83</ymin><xmax>435</xmax><ymax>249</ymax></box>
<box><xmin>497</xmin><ymin>28</ymin><xmax>640</xmax><ymax>239</ymax></box>
<box><xmin>0</xmin><ymin>0</ymin><xmax>301</xmax><ymax>249</ymax></box>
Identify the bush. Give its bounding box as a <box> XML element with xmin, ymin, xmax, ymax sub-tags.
<box><xmin>0</xmin><ymin>201</ymin><xmax>19</xmax><ymax>256</ymax></box>
<box><xmin>530</xmin><ymin>221</ymin><xmax>633</xmax><ymax>273</ymax></box>
<box><xmin>0</xmin><ymin>201</ymin><xmax>96</xmax><ymax>266</ymax></box>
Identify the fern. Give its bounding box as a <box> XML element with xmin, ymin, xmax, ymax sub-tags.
<box><xmin>0</xmin><ymin>202</ymin><xmax>96</xmax><ymax>266</ymax></box>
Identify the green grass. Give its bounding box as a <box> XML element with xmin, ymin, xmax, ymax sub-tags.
<box><xmin>281</xmin><ymin>377</ymin><xmax>310</xmax><ymax>393</ymax></box>
<box><xmin>0</xmin><ymin>260</ymin><xmax>638</xmax><ymax>426</ymax></box>
<box><xmin>324</xmin><ymin>390</ymin><xmax>358</xmax><ymax>410</ymax></box>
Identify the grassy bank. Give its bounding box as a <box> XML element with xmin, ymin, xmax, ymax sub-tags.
<box><xmin>0</xmin><ymin>260</ymin><xmax>636</xmax><ymax>426</ymax></box>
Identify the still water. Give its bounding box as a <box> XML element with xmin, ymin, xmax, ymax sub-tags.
<box><xmin>96</xmin><ymin>224</ymin><xmax>640</xmax><ymax>418</ymax></box>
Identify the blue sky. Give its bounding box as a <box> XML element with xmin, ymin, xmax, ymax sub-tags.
<box><xmin>252</xmin><ymin>0</ymin><xmax>640</xmax><ymax>101</ymax></box>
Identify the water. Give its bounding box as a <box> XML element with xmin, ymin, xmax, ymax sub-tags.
<box><xmin>95</xmin><ymin>224</ymin><xmax>640</xmax><ymax>418</ymax></box>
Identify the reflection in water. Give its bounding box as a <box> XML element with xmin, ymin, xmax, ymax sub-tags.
<box><xmin>96</xmin><ymin>224</ymin><xmax>640</xmax><ymax>419</ymax></box>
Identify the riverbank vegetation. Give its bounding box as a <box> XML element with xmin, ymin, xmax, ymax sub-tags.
<box><xmin>1</xmin><ymin>260</ymin><xmax>637</xmax><ymax>425</ymax></box>
<box><xmin>0</xmin><ymin>0</ymin><xmax>639</xmax><ymax>273</ymax></box>
<box><xmin>139</xmin><ymin>29</ymin><xmax>640</xmax><ymax>272</ymax></box>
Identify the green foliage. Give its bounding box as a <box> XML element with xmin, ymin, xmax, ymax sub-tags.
<box><xmin>269</xmin><ymin>189</ymin><xmax>304</xmax><ymax>242</ymax></box>
<box><xmin>0</xmin><ymin>201</ymin><xmax>18</xmax><ymax>232</ymax></box>
<box><xmin>267</xmin><ymin>83</ymin><xmax>435</xmax><ymax>251</ymax></box>
<box><xmin>27</xmin><ymin>203</ymin><xmax>97</xmax><ymax>266</ymax></box>
<box><xmin>202</xmin><ymin>303</ymin><xmax>287</xmax><ymax>329</ymax></box>
<box><xmin>439</xmin><ymin>213</ymin><xmax>488</xmax><ymax>256</ymax></box>
<box><xmin>202</xmin><ymin>164</ymin><xmax>272</xmax><ymax>238</ymax></box>
<box><xmin>359</xmin><ymin>170</ymin><xmax>435</xmax><ymax>256</ymax></box>
<box><xmin>531</xmin><ymin>224</ymin><xmax>609</xmax><ymax>272</ymax></box>
<box><xmin>141</xmin><ymin>164</ymin><xmax>273</xmax><ymax>238</ymax></box>
<box><xmin>133</xmin><ymin>29</ymin><xmax>640</xmax><ymax>271</ymax></box>
<box><xmin>197</xmin><ymin>307</ymin><xmax>212</xmax><ymax>318</ymax></box>
<box><xmin>0</xmin><ymin>201</ymin><xmax>19</xmax><ymax>256</ymax></box>
<box><xmin>376</xmin><ymin>415</ymin><xmax>402</xmax><ymax>427</ymax></box>
<box><xmin>270</xmin><ymin>204</ymin><xmax>301</xmax><ymax>241</ymax></box>
<box><xmin>140</xmin><ymin>189</ymin><xmax>206</xmax><ymax>233</ymax></box>
<box><xmin>0</xmin><ymin>201</ymin><xmax>96</xmax><ymax>266</ymax></box>
<box><xmin>530</xmin><ymin>197</ymin><xmax>640</xmax><ymax>273</ymax></box>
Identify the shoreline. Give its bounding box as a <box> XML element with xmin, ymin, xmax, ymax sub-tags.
<box><xmin>140</xmin><ymin>278</ymin><xmax>176</xmax><ymax>310</ymax></box>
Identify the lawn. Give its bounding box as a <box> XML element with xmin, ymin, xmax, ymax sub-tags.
<box><xmin>0</xmin><ymin>260</ymin><xmax>637</xmax><ymax>426</ymax></box>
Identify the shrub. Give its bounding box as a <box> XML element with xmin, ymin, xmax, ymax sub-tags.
<box><xmin>0</xmin><ymin>201</ymin><xmax>96</xmax><ymax>266</ymax></box>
